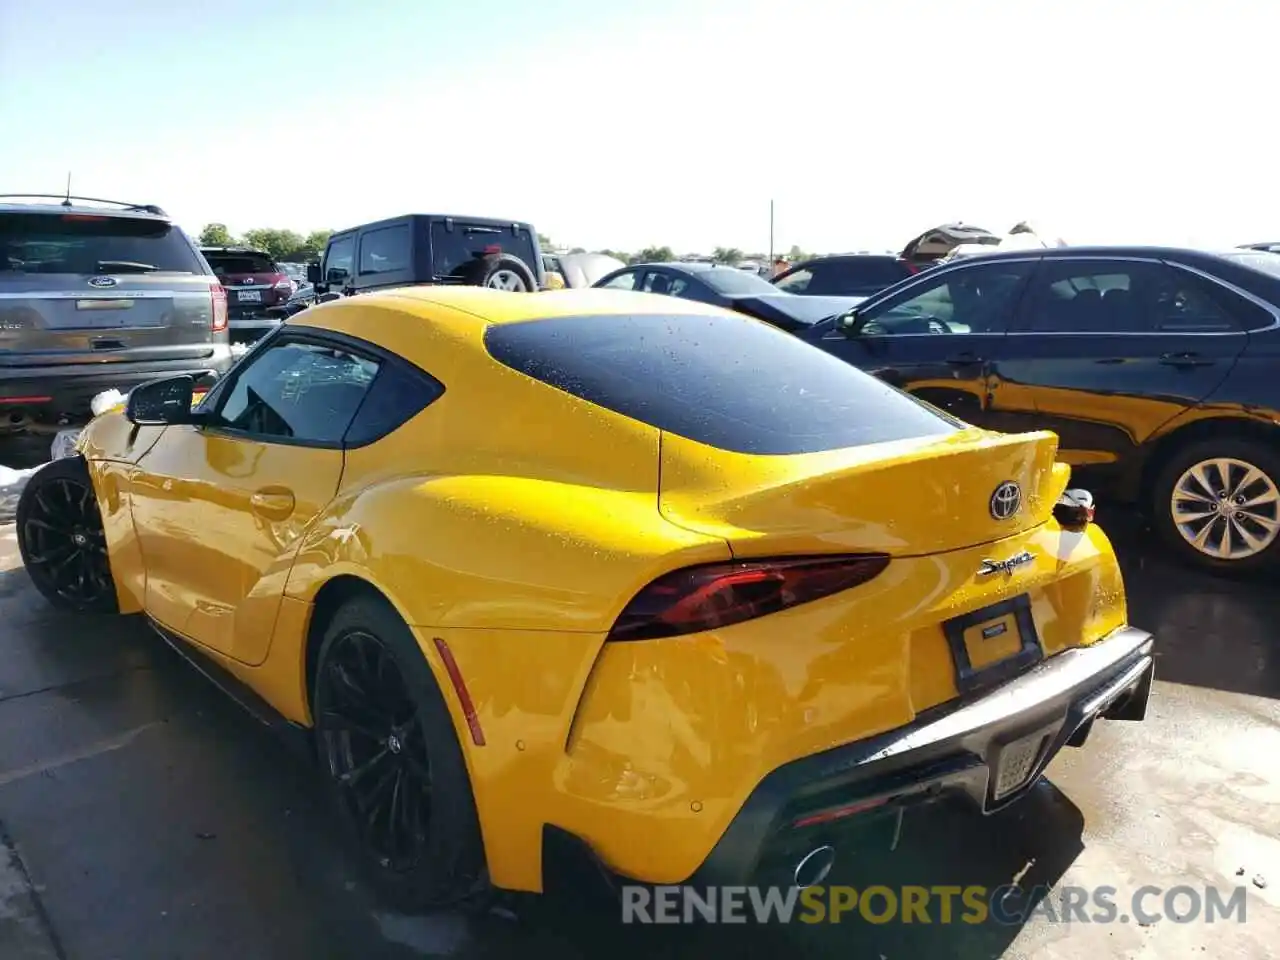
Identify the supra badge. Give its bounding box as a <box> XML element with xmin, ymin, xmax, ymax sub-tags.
<box><xmin>978</xmin><ymin>550</ymin><xmax>1035</xmax><ymax>578</ymax></box>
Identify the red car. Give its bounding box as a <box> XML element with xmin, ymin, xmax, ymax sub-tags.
<box><xmin>200</xmin><ymin>246</ymin><xmax>295</xmax><ymax>342</ymax></box>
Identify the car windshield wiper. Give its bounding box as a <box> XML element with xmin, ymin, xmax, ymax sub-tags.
<box><xmin>95</xmin><ymin>260</ymin><xmax>158</xmax><ymax>273</ymax></box>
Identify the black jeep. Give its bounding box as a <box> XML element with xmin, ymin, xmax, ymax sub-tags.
<box><xmin>296</xmin><ymin>214</ymin><xmax>545</xmax><ymax>315</ymax></box>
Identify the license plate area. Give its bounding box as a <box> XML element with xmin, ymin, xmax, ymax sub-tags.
<box><xmin>942</xmin><ymin>594</ymin><xmax>1042</xmax><ymax>695</ymax></box>
<box><xmin>237</xmin><ymin>290</ymin><xmax>262</xmax><ymax>302</ymax></box>
<box><xmin>989</xmin><ymin>726</ymin><xmax>1054</xmax><ymax>802</ymax></box>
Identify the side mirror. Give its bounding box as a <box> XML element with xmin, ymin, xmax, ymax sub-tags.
<box><xmin>125</xmin><ymin>375</ymin><xmax>196</xmax><ymax>426</ymax></box>
<box><xmin>305</xmin><ymin>262</ymin><xmax>322</xmax><ymax>284</ymax></box>
<box><xmin>317</xmin><ymin>291</ymin><xmax>341</xmax><ymax>304</ymax></box>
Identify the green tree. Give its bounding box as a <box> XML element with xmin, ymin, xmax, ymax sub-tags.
<box><xmin>538</xmin><ymin>233</ymin><xmax>554</xmax><ymax>250</ymax></box>
<box><xmin>788</xmin><ymin>244</ymin><xmax>807</xmax><ymax>262</ymax></box>
<box><xmin>568</xmin><ymin>246</ymin><xmax>586</xmax><ymax>255</ymax></box>
<box><xmin>300</xmin><ymin>230</ymin><xmax>331</xmax><ymax>260</ymax></box>
<box><xmin>598</xmin><ymin>249</ymin><xmax>628</xmax><ymax>262</ymax></box>
<box><xmin>242</xmin><ymin>228</ymin><xmax>304</xmax><ymax>261</ymax></box>
<box><xmin>633</xmin><ymin>245</ymin><xmax>674</xmax><ymax>263</ymax></box>
<box><xmin>198</xmin><ymin>222</ymin><xmax>235</xmax><ymax>246</ymax></box>
<box><xmin>712</xmin><ymin>246</ymin><xmax>743</xmax><ymax>265</ymax></box>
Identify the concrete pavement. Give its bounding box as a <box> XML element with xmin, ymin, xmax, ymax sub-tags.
<box><xmin>0</xmin><ymin>512</ymin><xmax>1276</xmax><ymax>958</ymax></box>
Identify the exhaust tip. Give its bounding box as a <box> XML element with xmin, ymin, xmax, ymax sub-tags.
<box><xmin>793</xmin><ymin>845</ymin><xmax>836</xmax><ymax>889</ymax></box>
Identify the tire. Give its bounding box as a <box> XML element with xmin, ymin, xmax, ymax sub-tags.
<box><xmin>463</xmin><ymin>253</ymin><xmax>536</xmax><ymax>292</ymax></box>
<box><xmin>312</xmin><ymin>591</ymin><xmax>488</xmax><ymax>910</ymax></box>
<box><xmin>15</xmin><ymin>456</ymin><xmax>118</xmax><ymax>614</ymax></box>
<box><xmin>1151</xmin><ymin>436</ymin><xmax>1280</xmax><ymax>574</ymax></box>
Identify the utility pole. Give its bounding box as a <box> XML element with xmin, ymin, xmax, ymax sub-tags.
<box><xmin>768</xmin><ymin>199</ymin><xmax>775</xmax><ymax>267</ymax></box>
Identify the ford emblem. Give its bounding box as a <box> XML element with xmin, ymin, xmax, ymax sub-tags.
<box><xmin>87</xmin><ymin>276</ymin><xmax>117</xmax><ymax>288</ymax></box>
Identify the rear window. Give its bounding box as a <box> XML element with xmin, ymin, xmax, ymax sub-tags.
<box><xmin>484</xmin><ymin>312</ymin><xmax>960</xmax><ymax>455</ymax></box>
<box><xmin>204</xmin><ymin>252</ymin><xmax>278</xmax><ymax>275</ymax></box>
<box><xmin>1</xmin><ymin>213</ymin><xmax>205</xmax><ymax>275</ymax></box>
<box><xmin>430</xmin><ymin>222</ymin><xmax>537</xmax><ymax>278</ymax></box>
<box><xmin>1223</xmin><ymin>251</ymin><xmax>1280</xmax><ymax>280</ymax></box>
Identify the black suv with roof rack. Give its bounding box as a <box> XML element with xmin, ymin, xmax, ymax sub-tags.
<box><xmin>304</xmin><ymin>214</ymin><xmax>546</xmax><ymax>305</ymax></box>
<box><xmin>0</xmin><ymin>194</ymin><xmax>234</xmax><ymax>436</ymax></box>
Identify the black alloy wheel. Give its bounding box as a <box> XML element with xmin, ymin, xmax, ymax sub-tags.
<box><xmin>16</xmin><ymin>458</ymin><xmax>117</xmax><ymax>613</ymax></box>
<box><xmin>311</xmin><ymin>593</ymin><xmax>487</xmax><ymax>910</ymax></box>
<box><xmin>316</xmin><ymin>627</ymin><xmax>435</xmax><ymax>873</ymax></box>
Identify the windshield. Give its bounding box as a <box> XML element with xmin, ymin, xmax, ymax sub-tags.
<box><xmin>699</xmin><ymin>267</ymin><xmax>780</xmax><ymax>296</ymax></box>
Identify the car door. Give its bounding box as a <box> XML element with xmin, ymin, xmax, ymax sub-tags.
<box><xmin>814</xmin><ymin>259</ymin><xmax>1036</xmax><ymax>427</ymax></box>
<box><xmin>1005</xmin><ymin>256</ymin><xmax>1249</xmax><ymax>467</ymax></box>
<box><xmin>128</xmin><ymin>331</ymin><xmax>382</xmax><ymax>665</ymax></box>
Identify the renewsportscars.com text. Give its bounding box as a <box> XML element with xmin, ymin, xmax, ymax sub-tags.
<box><xmin>621</xmin><ymin>884</ymin><xmax>1250</xmax><ymax>926</ymax></box>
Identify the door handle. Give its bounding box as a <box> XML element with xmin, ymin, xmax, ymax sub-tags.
<box><xmin>1159</xmin><ymin>352</ymin><xmax>1214</xmax><ymax>368</ymax></box>
<box><xmin>945</xmin><ymin>353</ymin><xmax>984</xmax><ymax>365</ymax></box>
<box><xmin>250</xmin><ymin>488</ymin><xmax>296</xmax><ymax>520</ymax></box>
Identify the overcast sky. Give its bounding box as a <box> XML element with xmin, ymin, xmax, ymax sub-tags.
<box><xmin>2</xmin><ymin>0</ymin><xmax>1275</xmax><ymax>254</ymax></box>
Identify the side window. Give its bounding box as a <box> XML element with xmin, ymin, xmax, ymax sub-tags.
<box><xmin>860</xmin><ymin>261</ymin><xmax>1033</xmax><ymax>336</ymax></box>
<box><xmin>213</xmin><ymin>340</ymin><xmax>380</xmax><ymax>444</ymax></box>
<box><xmin>774</xmin><ymin>267</ymin><xmax>814</xmax><ymax>294</ymax></box>
<box><xmin>343</xmin><ymin>360</ymin><xmax>445</xmax><ymax>446</ymax></box>
<box><xmin>642</xmin><ymin>272</ymin><xmax>687</xmax><ymax>296</ymax></box>
<box><xmin>600</xmin><ymin>270</ymin><xmax>639</xmax><ymax>290</ymax></box>
<box><xmin>324</xmin><ymin>236</ymin><xmax>355</xmax><ymax>285</ymax></box>
<box><xmin>358</xmin><ymin>225</ymin><xmax>411</xmax><ymax>275</ymax></box>
<box><xmin>1023</xmin><ymin>260</ymin><xmax>1240</xmax><ymax>334</ymax></box>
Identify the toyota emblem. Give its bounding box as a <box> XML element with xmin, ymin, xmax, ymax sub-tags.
<box><xmin>989</xmin><ymin>481</ymin><xmax>1022</xmax><ymax>520</ymax></box>
<box><xmin>87</xmin><ymin>276</ymin><xmax>117</xmax><ymax>288</ymax></box>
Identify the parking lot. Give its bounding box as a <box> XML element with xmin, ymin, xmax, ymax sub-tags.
<box><xmin>0</xmin><ymin>499</ymin><xmax>1275</xmax><ymax>960</ymax></box>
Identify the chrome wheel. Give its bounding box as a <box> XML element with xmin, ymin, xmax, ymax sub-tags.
<box><xmin>485</xmin><ymin>269</ymin><xmax>526</xmax><ymax>291</ymax></box>
<box><xmin>316</xmin><ymin>629</ymin><xmax>433</xmax><ymax>872</ymax></box>
<box><xmin>1170</xmin><ymin>457</ymin><xmax>1280</xmax><ymax>560</ymax></box>
<box><xmin>20</xmin><ymin>475</ymin><xmax>112</xmax><ymax>606</ymax></box>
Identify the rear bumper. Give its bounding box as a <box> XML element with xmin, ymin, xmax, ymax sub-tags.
<box><xmin>0</xmin><ymin>347</ymin><xmax>234</xmax><ymax>426</ymax></box>
<box><xmin>545</xmin><ymin>625</ymin><xmax>1154</xmax><ymax>892</ymax></box>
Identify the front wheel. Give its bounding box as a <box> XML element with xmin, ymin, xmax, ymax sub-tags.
<box><xmin>1151</xmin><ymin>437</ymin><xmax>1280</xmax><ymax>573</ymax></box>
<box><xmin>15</xmin><ymin>456</ymin><xmax>118</xmax><ymax>613</ymax></box>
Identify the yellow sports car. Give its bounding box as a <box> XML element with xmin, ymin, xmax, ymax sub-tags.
<box><xmin>15</xmin><ymin>287</ymin><xmax>1154</xmax><ymax>907</ymax></box>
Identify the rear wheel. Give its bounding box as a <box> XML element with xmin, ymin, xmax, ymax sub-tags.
<box><xmin>15</xmin><ymin>457</ymin><xmax>118</xmax><ymax>613</ymax></box>
<box><xmin>312</xmin><ymin>592</ymin><xmax>488</xmax><ymax>910</ymax></box>
<box><xmin>1151</xmin><ymin>437</ymin><xmax>1280</xmax><ymax>573</ymax></box>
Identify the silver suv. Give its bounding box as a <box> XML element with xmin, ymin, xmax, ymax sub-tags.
<box><xmin>0</xmin><ymin>195</ymin><xmax>235</xmax><ymax>436</ymax></box>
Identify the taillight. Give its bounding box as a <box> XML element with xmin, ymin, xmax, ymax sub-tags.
<box><xmin>1053</xmin><ymin>489</ymin><xmax>1095</xmax><ymax>530</ymax></box>
<box><xmin>210</xmin><ymin>285</ymin><xmax>228</xmax><ymax>332</ymax></box>
<box><xmin>607</xmin><ymin>554</ymin><xmax>890</xmax><ymax>642</ymax></box>
<box><xmin>273</xmin><ymin>275</ymin><xmax>293</xmax><ymax>291</ymax></box>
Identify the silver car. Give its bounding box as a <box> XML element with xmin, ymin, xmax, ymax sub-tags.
<box><xmin>0</xmin><ymin>195</ymin><xmax>235</xmax><ymax>436</ymax></box>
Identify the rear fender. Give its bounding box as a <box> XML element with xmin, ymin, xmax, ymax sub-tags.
<box><xmin>282</xmin><ymin>474</ymin><xmax>732</xmax><ymax>632</ymax></box>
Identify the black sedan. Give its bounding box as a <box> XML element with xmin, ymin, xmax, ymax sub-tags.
<box><xmin>593</xmin><ymin>261</ymin><xmax>864</xmax><ymax>332</ymax></box>
<box><xmin>800</xmin><ymin>245</ymin><xmax>1280</xmax><ymax>574</ymax></box>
